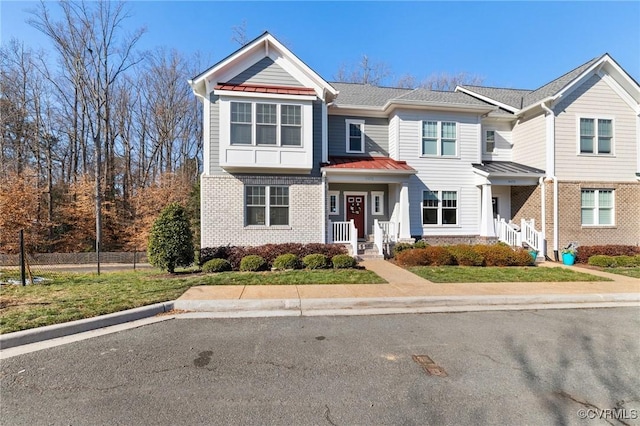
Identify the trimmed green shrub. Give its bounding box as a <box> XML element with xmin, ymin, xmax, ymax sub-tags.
<box><xmin>332</xmin><ymin>254</ymin><xmax>356</xmax><ymax>269</ymax></box>
<box><xmin>413</xmin><ymin>240</ymin><xmax>429</xmax><ymax>249</ymax></box>
<box><xmin>272</xmin><ymin>253</ymin><xmax>300</xmax><ymax>270</ymax></box>
<box><xmin>615</xmin><ymin>255</ymin><xmax>640</xmax><ymax>267</ymax></box>
<box><xmin>240</xmin><ymin>255</ymin><xmax>267</xmax><ymax>272</ymax></box>
<box><xmin>447</xmin><ymin>244</ymin><xmax>484</xmax><ymax>266</ymax></box>
<box><xmin>392</xmin><ymin>243</ymin><xmax>414</xmax><ymax>257</ymax></box>
<box><xmin>202</xmin><ymin>258</ymin><xmax>232</xmax><ymax>273</ymax></box>
<box><xmin>147</xmin><ymin>203</ymin><xmax>194</xmax><ymax>273</ymax></box>
<box><xmin>588</xmin><ymin>255</ymin><xmax>616</xmax><ymax>268</ymax></box>
<box><xmin>303</xmin><ymin>254</ymin><xmax>328</xmax><ymax>269</ymax></box>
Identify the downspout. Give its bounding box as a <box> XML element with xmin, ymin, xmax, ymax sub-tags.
<box><xmin>321</xmin><ymin>171</ymin><xmax>327</xmax><ymax>243</ymax></box>
<box><xmin>540</xmin><ymin>101</ymin><xmax>558</xmax><ymax>261</ymax></box>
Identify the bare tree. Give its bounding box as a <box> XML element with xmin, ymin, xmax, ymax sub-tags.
<box><xmin>420</xmin><ymin>72</ymin><xmax>484</xmax><ymax>91</ymax></box>
<box><xmin>334</xmin><ymin>54</ymin><xmax>392</xmax><ymax>86</ymax></box>
<box><xmin>231</xmin><ymin>20</ymin><xmax>249</xmax><ymax>46</ymax></box>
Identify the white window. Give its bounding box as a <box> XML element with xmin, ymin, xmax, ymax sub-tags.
<box><xmin>485</xmin><ymin>130</ymin><xmax>496</xmax><ymax>153</ymax></box>
<box><xmin>246</xmin><ymin>185</ymin><xmax>289</xmax><ymax>226</ymax></box>
<box><xmin>422</xmin><ymin>121</ymin><xmax>457</xmax><ymax>156</ymax></box>
<box><xmin>581</xmin><ymin>189</ymin><xmax>614</xmax><ymax>226</ymax></box>
<box><xmin>346</xmin><ymin>119</ymin><xmax>365</xmax><ymax>153</ymax></box>
<box><xmin>328</xmin><ymin>191</ymin><xmax>340</xmax><ymax>215</ymax></box>
<box><xmin>422</xmin><ymin>190</ymin><xmax>458</xmax><ymax>225</ymax></box>
<box><xmin>371</xmin><ymin>191</ymin><xmax>384</xmax><ymax>215</ymax></box>
<box><xmin>231</xmin><ymin>101</ymin><xmax>302</xmax><ymax>147</ymax></box>
<box><xmin>579</xmin><ymin>117</ymin><xmax>612</xmax><ymax>155</ymax></box>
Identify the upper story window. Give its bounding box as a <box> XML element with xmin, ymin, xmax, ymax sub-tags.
<box><xmin>346</xmin><ymin>119</ymin><xmax>365</xmax><ymax>153</ymax></box>
<box><xmin>231</xmin><ymin>101</ymin><xmax>302</xmax><ymax>147</ymax></box>
<box><xmin>581</xmin><ymin>189</ymin><xmax>614</xmax><ymax>226</ymax></box>
<box><xmin>579</xmin><ymin>118</ymin><xmax>612</xmax><ymax>155</ymax></box>
<box><xmin>485</xmin><ymin>130</ymin><xmax>496</xmax><ymax>153</ymax></box>
<box><xmin>422</xmin><ymin>190</ymin><xmax>458</xmax><ymax>225</ymax></box>
<box><xmin>422</xmin><ymin>121</ymin><xmax>457</xmax><ymax>156</ymax></box>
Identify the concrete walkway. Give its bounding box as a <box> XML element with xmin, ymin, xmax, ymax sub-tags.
<box><xmin>176</xmin><ymin>259</ymin><xmax>640</xmax><ymax>302</ymax></box>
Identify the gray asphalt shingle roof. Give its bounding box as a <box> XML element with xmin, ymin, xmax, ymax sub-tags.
<box><xmin>331</xmin><ymin>82</ymin><xmax>494</xmax><ymax>108</ymax></box>
<box><xmin>460</xmin><ymin>55</ymin><xmax>604</xmax><ymax>110</ymax></box>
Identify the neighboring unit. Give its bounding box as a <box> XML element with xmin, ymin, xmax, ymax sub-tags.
<box><xmin>189</xmin><ymin>32</ymin><xmax>640</xmax><ymax>259</ymax></box>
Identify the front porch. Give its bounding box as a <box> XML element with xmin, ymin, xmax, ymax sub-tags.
<box><xmin>321</xmin><ymin>156</ymin><xmax>417</xmax><ymax>258</ymax></box>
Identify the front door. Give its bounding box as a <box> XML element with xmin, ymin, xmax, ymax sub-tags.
<box><xmin>346</xmin><ymin>194</ymin><xmax>366</xmax><ymax>239</ymax></box>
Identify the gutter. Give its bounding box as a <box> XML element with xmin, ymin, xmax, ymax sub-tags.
<box><xmin>540</xmin><ymin>101</ymin><xmax>559</xmax><ymax>261</ymax></box>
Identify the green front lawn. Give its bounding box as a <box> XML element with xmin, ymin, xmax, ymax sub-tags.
<box><xmin>0</xmin><ymin>269</ymin><xmax>385</xmax><ymax>334</ymax></box>
<box><xmin>602</xmin><ymin>267</ymin><xmax>640</xmax><ymax>279</ymax></box>
<box><xmin>407</xmin><ymin>266</ymin><xmax>610</xmax><ymax>283</ymax></box>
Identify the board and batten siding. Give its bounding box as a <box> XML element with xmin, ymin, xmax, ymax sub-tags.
<box><xmin>394</xmin><ymin>110</ymin><xmax>482</xmax><ymax>237</ymax></box>
<box><xmin>511</xmin><ymin>112</ymin><xmax>546</xmax><ymax>170</ymax></box>
<box><xmin>327</xmin><ymin>115</ymin><xmax>389</xmax><ymax>157</ymax></box>
<box><xmin>553</xmin><ymin>74</ymin><xmax>637</xmax><ymax>182</ymax></box>
<box><xmin>227</xmin><ymin>57</ymin><xmax>303</xmax><ymax>87</ymax></box>
<box><xmin>481</xmin><ymin>119</ymin><xmax>513</xmax><ymax>162</ymax></box>
<box><xmin>208</xmin><ymin>93</ymin><xmax>224</xmax><ymax>175</ymax></box>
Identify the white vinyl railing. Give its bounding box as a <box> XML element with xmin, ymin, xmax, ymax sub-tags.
<box><xmin>373</xmin><ymin>219</ymin><xmax>384</xmax><ymax>256</ymax></box>
<box><xmin>494</xmin><ymin>216</ymin><xmax>544</xmax><ymax>255</ymax></box>
<box><xmin>329</xmin><ymin>220</ymin><xmax>358</xmax><ymax>257</ymax></box>
<box><xmin>378</xmin><ymin>221</ymin><xmax>397</xmax><ymax>243</ymax></box>
<box><xmin>521</xmin><ymin>218</ymin><xmax>542</xmax><ymax>253</ymax></box>
<box><xmin>495</xmin><ymin>216</ymin><xmax>521</xmax><ymax>248</ymax></box>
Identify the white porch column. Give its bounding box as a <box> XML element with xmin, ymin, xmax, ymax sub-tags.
<box><xmin>479</xmin><ymin>183</ymin><xmax>495</xmax><ymax>237</ymax></box>
<box><xmin>398</xmin><ymin>181</ymin><xmax>412</xmax><ymax>240</ymax></box>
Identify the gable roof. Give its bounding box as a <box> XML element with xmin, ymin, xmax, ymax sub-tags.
<box><xmin>331</xmin><ymin>82</ymin><xmax>496</xmax><ymax>113</ymax></box>
<box><xmin>458</xmin><ymin>54</ymin><xmax>640</xmax><ymax>115</ymax></box>
<box><xmin>189</xmin><ymin>32</ymin><xmax>337</xmax><ymax>101</ymax></box>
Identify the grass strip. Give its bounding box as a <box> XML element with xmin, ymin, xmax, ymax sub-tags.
<box><xmin>407</xmin><ymin>266</ymin><xmax>610</xmax><ymax>283</ymax></box>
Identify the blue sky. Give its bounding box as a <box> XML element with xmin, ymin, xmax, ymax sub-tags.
<box><xmin>2</xmin><ymin>1</ymin><xmax>639</xmax><ymax>89</ymax></box>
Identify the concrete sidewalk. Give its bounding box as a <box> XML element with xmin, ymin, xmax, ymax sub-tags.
<box><xmin>174</xmin><ymin>259</ymin><xmax>640</xmax><ymax>316</ymax></box>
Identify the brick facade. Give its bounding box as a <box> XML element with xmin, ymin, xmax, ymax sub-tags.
<box><xmin>201</xmin><ymin>174</ymin><xmax>324</xmax><ymax>248</ymax></box>
<box><xmin>512</xmin><ymin>180</ymin><xmax>640</xmax><ymax>255</ymax></box>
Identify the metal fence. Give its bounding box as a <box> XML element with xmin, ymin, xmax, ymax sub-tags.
<box><xmin>0</xmin><ymin>251</ymin><xmax>150</xmax><ymax>285</ymax></box>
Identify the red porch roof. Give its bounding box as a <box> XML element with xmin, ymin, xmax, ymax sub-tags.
<box><xmin>323</xmin><ymin>156</ymin><xmax>416</xmax><ymax>172</ymax></box>
<box><xmin>215</xmin><ymin>83</ymin><xmax>317</xmax><ymax>96</ymax></box>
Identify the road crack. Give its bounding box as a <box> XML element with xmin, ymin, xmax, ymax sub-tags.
<box><xmin>324</xmin><ymin>404</ymin><xmax>337</xmax><ymax>426</ymax></box>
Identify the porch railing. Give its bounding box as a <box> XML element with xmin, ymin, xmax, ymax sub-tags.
<box><xmin>374</xmin><ymin>220</ymin><xmax>398</xmax><ymax>257</ymax></box>
<box><xmin>521</xmin><ymin>218</ymin><xmax>543</xmax><ymax>253</ymax></box>
<box><xmin>329</xmin><ymin>220</ymin><xmax>358</xmax><ymax>257</ymax></box>
<box><xmin>495</xmin><ymin>216</ymin><xmax>521</xmax><ymax>248</ymax></box>
<box><xmin>378</xmin><ymin>221</ymin><xmax>397</xmax><ymax>243</ymax></box>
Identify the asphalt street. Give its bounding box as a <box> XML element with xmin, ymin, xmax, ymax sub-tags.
<box><xmin>1</xmin><ymin>308</ymin><xmax>639</xmax><ymax>425</ymax></box>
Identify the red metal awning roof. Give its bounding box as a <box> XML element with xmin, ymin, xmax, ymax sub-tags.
<box><xmin>215</xmin><ymin>83</ymin><xmax>317</xmax><ymax>96</ymax></box>
<box><xmin>323</xmin><ymin>156</ymin><xmax>416</xmax><ymax>172</ymax></box>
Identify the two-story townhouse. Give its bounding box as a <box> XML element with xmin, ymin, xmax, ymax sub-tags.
<box><xmin>459</xmin><ymin>54</ymin><xmax>640</xmax><ymax>260</ymax></box>
<box><xmin>190</xmin><ymin>33</ymin><xmax>640</xmax><ymax>259</ymax></box>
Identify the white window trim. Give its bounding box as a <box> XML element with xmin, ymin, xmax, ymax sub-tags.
<box><xmin>484</xmin><ymin>129</ymin><xmax>496</xmax><ymax>154</ymax></box>
<box><xmin>421</xmin><ymin>120</ymin><xmax>458</xmax><ymax>157</ymax></box>
<box><xmin>328</xmin><ymin>190</ymin><xmax>340</xmax><ymax>215</ymax></box>
<box><xmin>245</xmin><ymin>185</ymin><xmax>291</xmax><ymax>227</ymax></box>
<box><xmin>576</xmin><ymin>115</ymin><xmax>615</xmax><ymax>156</ymax></box>
<box><xmin>581</xmin><ymin>188</ymin><xmax>615</xmax><ymax>227</ymax></box>
<box><xmin>229</xmin><ymin>100</ymin><xmax>304</xmax><ymax>148</ymax></box>
<box><xmin>371</xmin><ymin>191</ymin><xmax>384</xmax><ymax>215</ymax></box>
<box><xmin>421</xmin><ymin>189</ymin><xmax>460</xmax><ymax>227</ymax></box>
<box><xmin>345</xmin><ymin>119</ymin><xmax>365</xmax><ymax>154</ymax></box>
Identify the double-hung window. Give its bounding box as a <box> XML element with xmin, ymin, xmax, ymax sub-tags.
<box><xmin>485</xmin><ymin>130</ymin><xmax>496</xmax><ymax>153</ymax></box>
<box><xmin>422</xmin><ymin>190</ymin><xmax>458</xmax><ymax>225</ymax></box>
<box><xmin>422</xmin><ymin>121</ymin><xmax>457</xmax><ymax>156</ymax></box>
<box><xmin>246</xmin><ymin>185</ymin><xmax>289</xmax><ymax>226</ymax></box>
<box><xmin>230</xmin><ymin>101</ymin><xmax>302</xmax><ymax>147</ymax></box>
<box><xmin>581</xmin><ymin>189</ymin><xmax>614</xmax><ymax>226</ymax></box>
<box><xmin>579</xmin><ymin>118</ymin><xmax>612</xmax><ymax>154</ymax></box>
<box><xmin>346</xmin><ymin>120</ymin><xmax>365</xmax><ymax>153</ymax></box>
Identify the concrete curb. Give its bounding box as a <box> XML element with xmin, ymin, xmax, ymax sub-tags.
<box><xmin>174</xmin><ymin>293</ymin><xmax>640</xmax><ymax>318</ymax></box>
<box><xmin>0</xmin><ymin>301</ymin><xmax>174</xmax><ymax>350</ymax></box>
